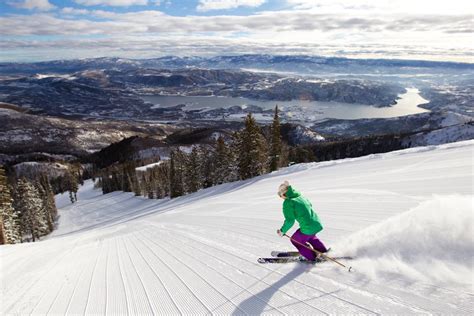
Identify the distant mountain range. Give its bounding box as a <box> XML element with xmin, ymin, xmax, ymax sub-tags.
<box><xmin>1</xmin><ymin>55</ymin><xmax>473</xmax><ymax>76</ymax></box>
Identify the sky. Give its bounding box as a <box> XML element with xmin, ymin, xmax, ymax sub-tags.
<box><xmin>0</xmin><ymin>0</ymin><xmax>473</xmax><ymax>63</ymax></box>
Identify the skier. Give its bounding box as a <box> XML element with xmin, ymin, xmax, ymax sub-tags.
<box><xmin>276</xmin><ymin>180</ymin><xmax>328</xmax><ymax>261</ymax></box>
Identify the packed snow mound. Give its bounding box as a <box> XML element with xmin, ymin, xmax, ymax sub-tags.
<box><xmin>336</xmin><ymin>195</ymin><xmax>474</xmax><ymax>288</ymax></box>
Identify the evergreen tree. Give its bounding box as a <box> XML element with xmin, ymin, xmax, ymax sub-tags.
<box><xmin>0</xmin><ymin>167</ymin><xmax>7</xmax><ymax>245</ymax></box>
<box><xmin>213</xmin><ymin>136</ymin><xmax>227</xmax><ymax>185</ymax></box>
<box><xmin>169</xmin><ymin>149</ymin><xmax>184</xmax><ymax>198</ymax></box>
<box><xmin>122</xmin><ymin>163</ymin><xmax>138</xmax><ymax>193</ymax></box>
<box><xmin>35</xmin><ymin>178</ymin><xmax>54</xmax><ymax>233</ymax></box>
<box><xmin>184</xmin><ymin>147</ymin><xmax>201</xmax><ymax>193</ymax></box>
<box><xmin>35</xmin><ymin>174</ymin><xmax>57</xmax><ymax>233</ymax></box>
<box><xmin>156</xmin><ymin>162</ymin><xmax>170</xmax><ymax>198</ymax></box>
<box><xmin>109</xmin><ymin>168</ymin><xmax>121</xmax><ymax>193</ymax></box>
<box><xmin>280</xmin><ymin>142</ymin><xmax>290</xmax><ymax>168</ymax></box>
<box><xmin>237</xmin><ymin>113</ymin><xmax>269</xmax><ymax>180</ymax></box>
<box><xmin>131</xmin><ymin>172</ymin><xmax>142</xmax><ymax>197</ymax></box>
<box><xmin>213</xmin><ymin>136</ymin><xmax>236</xmax><ymax>184</ymax></box>
<box><xmin>0</xmin><ymin>167</ymin><xmax>21</xmax><ymax>244</ymax></box>
<box><xmin>0</xmin><ymin>207</ymin><xmax>5</xmax><ymax>245</ymax></box>
<box><xmin>227</xmin><ymin>135</ymin><xmax>240</xmax><ymax>182</ymax></box>
<box><xmin>142</xmin><ymin>173</ymin><xmax>154</xmax><ymax>199</ymax></box>
<box><xmin>269</xmin><ymin>105</ymin><xmax>283</xmax><ymax>172</ymax></box>
<box><xmin>14</xmin><ymin>178</ymin><xmax>48</xmax><ymax>242</ymax></box>
<box><xmin>65</xmin><ymin>171</ymin><xmax>79</xmax><ymax>203</ymax></box>
<box><xmin>198</xmin><ymin>145</ymin><xmax>214</xmax><ymax>189</ymax></box>
<box><xmin>100</xmin><ymin>173</ymin><xmax>111</xmax><ymax>194</ymax></box>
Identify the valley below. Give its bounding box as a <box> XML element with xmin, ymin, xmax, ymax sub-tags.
<box><xmin>0</xmin><ymin>55</ymin><xmax>472</xmax><ymax>163</ymax></box>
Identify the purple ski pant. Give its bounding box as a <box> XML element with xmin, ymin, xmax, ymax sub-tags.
<box><xmin>291</xmin><ymin>229</ymin><xmax>328</xmax><ymax>261</ymax></box>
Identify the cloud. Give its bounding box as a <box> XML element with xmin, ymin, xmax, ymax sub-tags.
<box><xmin>286</xmin><ymin>0</ymin><xmax>474</xmax><ymax>15</ymax></box>
<box><xmin>3</xmin><ymin>10</ymin><xmax>468</xmax><ymax>36</ymax></box>
<box><xmin>74</xmin><ymin>0</ymin><xmax>150</xmax><ymax>6</ymax></box>
<box><xmin>197</xmin><ymin>0</ymin><xmax>266</xmax><ymax>12</ymax></box>
<box><xmin>8</xmin><ymin>0</ymin><xmax>56</xmax><ymax>11</ymax></box>
<box><xmin>1</xmin><ymin>34</ymin><xmax>472</xmax><ymax>63</ymax></box>
<box><xmin>61</xmin><ymin>7</ymin><xmax>91</xmax><ymax>15</ymax></box>
<box><xmin>1</xmin><ymin>4</ymin><xmax>473</xmax><ymax>63</ymax></box>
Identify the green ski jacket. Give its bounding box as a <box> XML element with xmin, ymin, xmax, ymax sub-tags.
<box><xmin>280</xmin><ymin>186</ymin><xmax>323</xmax><ymax>235</ymax></box>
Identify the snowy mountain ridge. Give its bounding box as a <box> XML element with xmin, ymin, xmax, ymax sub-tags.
<box><xmin>1</xmin><ymin>140</ymin><xmax>473</xmax><ymax>315</ymax></box>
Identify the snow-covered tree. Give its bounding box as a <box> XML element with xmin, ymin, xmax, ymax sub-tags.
<box><xmin>213</xmin><ymin>136</ymin><xmax>237</xmax><ymax>184</ymax></box>
<box><xmin>0</xmin><ymin>167</ymin><xmax>21</xmax><ymax>244</ymax></box>
<box><xmin>36</xmin><ymin>174</ymin><xmax>57</xmax><ymax>232</ymax></box>
<box><xmin>152</xmin><ymin>162</ymin><xmax>170</xmax><ymax>199</ymax></box>
<box><xmin>198</xmin><ymin>145</ymin><xmax>214</xmax><ymax>189</ymax></box>
<box><xmin>184</xmin><ymin>147</ymin><xmax>201</xmax><ymax>193</ymax></box>
<box><xmin>65</xmin><ymin>171</ymin><xmax>79</xmax><ymax>203</ymax></box>
<box><xmin>169</xmin><ymin>149</ymin><xmax>185</xmax><ymax>198</ymax></box>
<box><xmin>14</xmin><ymin>178</ymin><xmax>49</xmax><ymax>242</ymax></box>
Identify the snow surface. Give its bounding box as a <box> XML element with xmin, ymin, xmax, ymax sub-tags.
<box><xmin>440</xmin><ymin>112</ymin><xmax>472</xmax><ymax>128</ymax></box>
<box><xmin>1</xmin><ymin>140</ymin><xmax>473</xmax><ymax>315</ymax></box>
<box><xmin>405</xmin><ymin>123</ymin><xmax>474</xmax><ymax>147</ymax></box>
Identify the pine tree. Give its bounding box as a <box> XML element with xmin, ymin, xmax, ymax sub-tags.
<box><xmin>213</xmin><ymin>136</ymin><xmax>227</xmax><ymax>184</ymax></box>
<box><xmin>145</xmin><ymin>175</ymin><xmax>156</xmax><ymax>199</ymax></box>
<box><xmin>198</xmin><ymin>145</ymin><xmax>214</xmax><ymax>189</ymax></box>
<box><xmin>100</xmin><ymin>173</ymin><xmax>111</xmax><ymax>194</ymax></box>
<box><xmin>237</xmin><ymin>113</ymin><xmax>269</xmax><ymax>180</ymax></box>
<box><xmin>36</xmin><ymin>174</ymin><xmax>57</xmax><ymax>233</ymax></box>
<box><xmin>280</xmin><ymin>142</ymin><xmax>290</xmax><ymax>168</ymax></box>
<box><xmin>184</xmin><ymin>147</ymin><xmax>201</xmax><ymax>193</ymax></box>
<box><xmin>35</xmin><ymin>180</ymin><xmax>53</xmax><ymax>233</ymax></box>
<box><xmin>0</xmin><ymin>167</ymin><xmax>7</xmax><ymax>245</ymax></box>
<box><xmin>227</xmin><ymin>134</ymin><xmax>240</xmax><ymax>182</ymax></box>
<box><xmin>65</xmin><ymin>171</ymin><xmax>79</xmax><ymax>203</ymax></box>
<box><xmin>156</xmin><ymin>162</ymin><xmax>170</xmax><ymax>198</ymax></box>
<box><xmin>122</xmin><ymin>163</ymin><xmax>139</xmax><ymax>194</ymax></box>
<box><xmin>269</xmin><ymin>105</ymin><xmax>283</xmax><ymax>172</ymax></box>
<box><xmin>0</xmin><ymin>167</ymin><xmax>21</xmax><ymax>244</ymax></box>
<box><xmin>14</xmin><ymin>178</ymin><xmax>48</xmax><ymax>242</ymax></box>
<box><xmin>213</xmin><ymin>136</ymin><xmax>236</xmax><ymax>184</ymax></box>
<box><xmin>169</xmin><ymin>149</ymin><xmax>184</xmax><ymax>198</ymax></box>
<box><xmin>131</xmin><ymin>173</ymin><xmax>142</xmax><ymax>197</ymax></box>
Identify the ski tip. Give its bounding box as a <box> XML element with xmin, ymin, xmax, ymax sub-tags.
<box><xmin>348</xmin><ymin>266</ymin><xmax>353</xmax><ymax>272</ymax></box>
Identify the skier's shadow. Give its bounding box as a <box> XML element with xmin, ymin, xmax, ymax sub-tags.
<box><xmin>232</xmin><ymin>264</ymin><xmax>308</xmax><ymax>315</ymax></box>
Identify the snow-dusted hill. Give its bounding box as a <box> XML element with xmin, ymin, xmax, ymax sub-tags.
<box><xmin>2</xmin><ymin>141</ymin><xmax>473</xmax><ymax>315</ymax></box>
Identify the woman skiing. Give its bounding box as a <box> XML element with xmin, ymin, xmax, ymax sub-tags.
<box><xmin>276</xmin><ymin>180</ymin><xmax>328</xmax><ymax>261</ymax></box>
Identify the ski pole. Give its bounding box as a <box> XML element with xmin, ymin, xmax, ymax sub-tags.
<box><xmin>284</xmin><ymin>234</ymin><xmax>353</xmax><ymax>272</ymax></box>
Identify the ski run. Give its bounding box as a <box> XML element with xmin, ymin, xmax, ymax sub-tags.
<box><xmin>1</xmin><ymin>140</ymin><xmax>473</xmax><ymax>315</ymax></box>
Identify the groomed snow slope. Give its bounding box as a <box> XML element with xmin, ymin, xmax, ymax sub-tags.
<box><xmin>2</xmin><ymin>141</ymin><xmax>473</xmax><ymax>315</ymax></box>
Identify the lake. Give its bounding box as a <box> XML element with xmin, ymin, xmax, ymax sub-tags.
<box><xmin>140</xmin><ymin>88</ymin><xmax>430</xmax><ymax>121</ymax></box>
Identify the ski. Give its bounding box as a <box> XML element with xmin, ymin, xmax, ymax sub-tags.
<box><xmin>258</xmin><ymin>255</ymin><xmax>353</xmax><ymax>264</ymax></box>
<box><xmin>257</xmin><ymin>257</ymin><xmax>320</xmax><ymax>264</ymax></box>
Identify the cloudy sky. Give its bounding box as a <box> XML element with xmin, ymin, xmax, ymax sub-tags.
<box><xmin>0</xmin><ymin>0</ymin><xmax>472</xmax><ymax>62</ymax></box>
